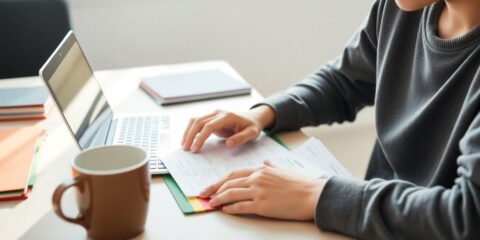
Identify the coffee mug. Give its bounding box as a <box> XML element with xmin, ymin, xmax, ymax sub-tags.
<box><xmin>52</xmin><ymin>145</ymin><xmax>150</xmax><ymax>239</ymax></box>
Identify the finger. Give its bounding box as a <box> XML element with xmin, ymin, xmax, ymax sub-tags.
<box><xmin>225</xmin><ymin>126</ymin><xmax>259</xmax><ymax>148</ymax></box>
<box><xmin>181</xmin><ymin>118</ymin><xmax>194</xmax><ymax>145</ymax></box>
<box><xmin>213</xmin><ymin>129</ymin><xmax>235</xmax><ymax>138</ymax></box>
<box><xmin>199</xmin><ymin>168</ymin><xmax>256</xmax><ymax>198</ymax></box>
<box><xmin>183</xmin><ymin>114</ymin><xmax>217</xmax><ymax>151</ymax></box>
<box><xmin>215</xmin><ymin>177</ymin><xmax>251</xmax><ymax>195</ymax></box>
<box><xmin>182</xmin><ymin>110</ymin><xmax>220</xmax><ymax>146</ymax></box>
<box><xmin>222</xmin><ymin>201</ymin><xmax>256</xmax><ymax>215</ymax></box>
<box><xmin>209</xmin><ymin>189</ymin><xmax>253</xmax><ymax>207</ymax></box>
<box><xmin>191</xmin><ymin>117</ymin><xmax>230</xmax><ymax>153</ymax></box>
<box><xmin>263</xmin><ymin>160</ymin><xmax>275</xmax><ymax>168</ymax></box>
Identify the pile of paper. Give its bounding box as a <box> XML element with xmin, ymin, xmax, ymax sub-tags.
<box><xmin>162</xmin><ymin>134</ymin><xmax>351</xmax><ymax>198</ymax></box>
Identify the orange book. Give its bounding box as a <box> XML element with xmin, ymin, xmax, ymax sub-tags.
<box><xmin>0</xmin><ymin>126</ymin><xmax>39</xmax><ymax>194</ymax></box>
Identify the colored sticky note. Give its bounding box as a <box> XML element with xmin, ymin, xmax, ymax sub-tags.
<box><xmin>163</xmin><ymin>175</ymin><xmax>216</xmax><ymax>214</ymax></box>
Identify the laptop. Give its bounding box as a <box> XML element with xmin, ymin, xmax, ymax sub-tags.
<box><xmin>39</xmin><ymin>31</ymin><xmax>169</xmax><ymax>174</ymax></box>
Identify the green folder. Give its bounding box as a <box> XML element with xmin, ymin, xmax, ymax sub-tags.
<box><xmin>163</xmin><ymin>175</ymin><xmax>195</xmax><ymax>214</ymax></box>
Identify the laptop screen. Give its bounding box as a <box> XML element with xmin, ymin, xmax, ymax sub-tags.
<box><xmin>40</xmin><ymin>32</ymin><xmax>113</xmax><ymax>150</ymax></box>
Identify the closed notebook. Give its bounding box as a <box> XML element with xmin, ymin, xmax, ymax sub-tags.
<box><xmin>0</xmin><ymin>126</ymin><xmax>39</xmax><ymax>194</ymax></box>
<box><xmin>0</xmin><ymin>135</ymin><xmax>43</xmax><ymax>201</ymax></box>
<box><xmin>140</xmin><ymin>70</ymin><xmax>251</xmax><ymax>105</ymax></box>
<box><xmin>0</xmin><ymin>87</ymin><xmax>49</xmax><ymax>108</ymax></box>
<box><xmin>0</xmin><ymin>87</ymin><xmax>52</xmax><ymax>121</ymax></box>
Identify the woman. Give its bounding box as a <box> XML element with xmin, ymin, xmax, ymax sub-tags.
<box><xmin>182</xmin><ymin>0</ymin><xmax>480</xmax><ymax>239</ymax></box>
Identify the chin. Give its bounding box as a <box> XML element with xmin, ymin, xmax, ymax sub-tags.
<box><xmin>395</xmin><ymin>0</ymin><xmax>438</xmax><ymax>11</ymax></box>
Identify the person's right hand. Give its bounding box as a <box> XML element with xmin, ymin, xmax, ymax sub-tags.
<box><xmin>181</xmin><ymin>105</ymin><xmax>275</xmax><ymax>153</ymax></box>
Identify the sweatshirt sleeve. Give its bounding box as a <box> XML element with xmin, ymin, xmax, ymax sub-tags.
<box><xmin>315</xmin><ymin>112</ymin><xmax>480</xmax><ymax>239</ymax></box>
<box><xmin>254</xmin><ymin>1</ymin><xmax>380</xmax><ymax>133</ymax></box>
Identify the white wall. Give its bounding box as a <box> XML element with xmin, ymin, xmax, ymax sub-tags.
<box><xmin>69</xmin><ymin>0</ymin><xmax>373</xmax><ymax>96</ymax></box>
<box><xmin>69</xmin><ymin>0</ymin><xmax>376</xmax><ymax>177</ymax></box>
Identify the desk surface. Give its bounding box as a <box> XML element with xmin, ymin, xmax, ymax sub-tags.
<box><xmin>0</xmin><ymin>61</ymin><xmax>349</xmax><ymax>240</ymax></box>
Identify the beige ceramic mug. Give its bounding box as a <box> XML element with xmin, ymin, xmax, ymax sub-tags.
<box><xmin>52</xmin><ymin>145</ymin><xmax>150</xmax><ymax>239</ymax></box>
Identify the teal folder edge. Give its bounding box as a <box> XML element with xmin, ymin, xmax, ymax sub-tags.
<box><xmin>163</xmin><ymin>175</ymin><xmax>195</xmax><ymax>214</ymax></box>
<box><xmin>28</xmin><ymin>137</ymin><xmax>44</xmax><ymax>188</ymax></box>
<box><xmin>162</xmin><ymin>133</ymin><xmax>288</xmax><ymax>214</ymax></box>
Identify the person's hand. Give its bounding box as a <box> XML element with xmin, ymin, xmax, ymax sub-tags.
<box><xmin>181</xmin><ymin>105</ymin><xmax>275</xmax><ymax>153</ymax></box>
<box><xmin>200</xmin><ymin>162</ymin><xmax>327</xmax><ymax>221</ymax></box>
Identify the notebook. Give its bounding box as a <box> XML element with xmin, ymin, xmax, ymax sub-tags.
<box><xmin>0</xmin><ymin>87</ymin><xmax>52</xmax><ymax>121</ymax></box>
<box><xmin>0</xmin><ymin>126</ymin><xmax>40</xmax><ymax>196</ymax></box>
<box><xmin>0</xmin><ymin>87</ymin><xmax>49</xmax><ymax>108</ymax></box>
<box><xmin>0</xmin><ymin>135</ymin><xmax>44</xmax><ymax>201</ymax></box>
<box><xmin>140</xmin><ymin>70</ymin><xmax>252</xmax><ymax>105</ymax></box>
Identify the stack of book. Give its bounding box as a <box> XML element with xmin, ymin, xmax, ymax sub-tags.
<box><xmin>0</xmin><ymin>87</ymin><xmax>52</xmax><ymax>121</ymax></box>
<box><xmin>0</xmin><ymin>126</ymin><xmax>44</xmax><ymax>201</ymax></box>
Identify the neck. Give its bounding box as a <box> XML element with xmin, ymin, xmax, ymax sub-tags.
<box><xmin>438</xmin><ymin>0</ymin><xmax>480</xmax><ymax>39</ymax></box>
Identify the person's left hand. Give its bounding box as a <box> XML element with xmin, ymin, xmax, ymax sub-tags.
<box><xmin>200</xmin><ymin>162</ymin><xmax>327</xmax><ymax>221</ymax></box>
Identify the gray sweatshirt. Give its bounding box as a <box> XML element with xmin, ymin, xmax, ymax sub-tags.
<box><xmin>259</xmin><ymin>0</ymin><xmax>480</xmax><ymax>239</ymax></box>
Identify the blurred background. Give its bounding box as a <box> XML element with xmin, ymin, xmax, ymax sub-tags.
<box><xmin>70</xmin><ymin>0</ymin><xmax>372</xmax><ymax>97</ymax></box>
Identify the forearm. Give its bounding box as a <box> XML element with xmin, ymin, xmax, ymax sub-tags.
<box><xmin>252</xmin><ymin>0</ymin><xmax>378</xmax><ymax>133</ymax></box>
<box><xmin>255</xmin><ymin>65</ymin><xmax>376</xmax><ymax>133</ymax></box>
<box><xmin>315</xmin><ymin>176</ymin><xmax>480</xmax><ymax>239</ymax></box>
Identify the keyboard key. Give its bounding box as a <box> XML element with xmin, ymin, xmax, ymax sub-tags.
<box><xmin>115</xmin><ymin>115</ymin><xmax>169</xmax><ymax>170</ymax></box>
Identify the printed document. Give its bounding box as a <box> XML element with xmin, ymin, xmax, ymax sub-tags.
<box><xmin>162</xmin><ymin>135</ymin><xmax>351</xmax><ymax>197</ymax></box>
<box><xmin>291</xmin><ymin>138</ymin><xmax>351</xmax><ymax>178</ymax></box>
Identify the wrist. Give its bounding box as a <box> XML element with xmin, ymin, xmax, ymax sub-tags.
<box><xmin>250</xmin><ymin>105</ymin><xmax>276</xmax><ymax>130</ymax></box>
<box><xmin>307</xmin><ymin>178</ymin><xmax>328</xmax><ymax>220</ymax></box>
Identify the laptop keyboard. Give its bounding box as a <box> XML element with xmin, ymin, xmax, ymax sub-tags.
<box><xmin>115</xmin><ymin>115</ymin><xmax>170</xmax><ymax>170</ymax></box>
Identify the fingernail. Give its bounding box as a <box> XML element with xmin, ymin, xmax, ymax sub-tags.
<box><xmin>199</xmin><ymin>188</ymin><xmax>208</xmax><ymax>197</ymax></box>
<box><xmin>226</xmin><ymin>139</ymin><xmax>234</xmax><ymax>147</ymax></box>
<box><xmin>209</xmin><ymin>199</ymin><xmax>217</xmax><ymax>207</ymax></box>
<box><xmin>192</xmin><ymin>145</ymin><xmax>199</xmax><ymax>153</ymax></box>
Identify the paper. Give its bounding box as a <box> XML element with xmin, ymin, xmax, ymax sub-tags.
<box><xmin>291</xmin><ymin>138</ymin><xmax>352</xmax><ymax>178</ymax></box>
<box><xmin>163</xmin><ymin>135</ymin><xmax>319</xmax><ymax>196</ymax></box>
<box><xmin>162</xmin><ymin>135</ymin><xmax>351</xmax><ymax>197</ymax></box>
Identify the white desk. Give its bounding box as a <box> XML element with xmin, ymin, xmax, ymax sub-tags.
<box><xmin>0</xmin><ymin>61</ymin><xmax>349</xmax><ymax>240</ymax></box>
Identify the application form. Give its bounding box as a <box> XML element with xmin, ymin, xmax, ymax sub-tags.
<box><xmin>162</xmin><ymin>135</ymin><xmax>351</xmax><ymax>197</ymax></box>
<box><xmin>291</xmin><ymin>138</ymin><xmax>352</xmax><ymax>178</ymax></box>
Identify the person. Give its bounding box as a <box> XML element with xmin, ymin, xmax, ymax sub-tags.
<box><xmin>182</xmin><ymin>0</ymin><xmax>480</xmax><ymax>239</ymax></box>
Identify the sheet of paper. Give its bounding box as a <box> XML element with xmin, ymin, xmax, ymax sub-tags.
<box><xmin>291</xmin><ymin>138</ymin><xmax>352</xmax><ymax>178</ymax></box>
<box><xmin>162</xmin><ymin>134</ymin><xmax>322</xmax><ymax>197</ymax></box>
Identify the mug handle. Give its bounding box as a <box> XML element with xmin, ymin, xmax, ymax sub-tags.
<box><xmin>52</xmin><ymin>177</ymin><xmax>88</xmax><ymax>227</ymax></box>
